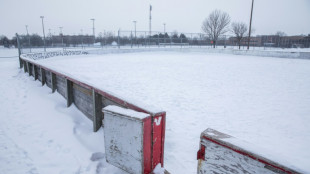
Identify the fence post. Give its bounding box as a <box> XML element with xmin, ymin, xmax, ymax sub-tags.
<box><xmin>181</xmin><ymin>36</ymin><xmax>183</xmax><ymax>48</ymax></box>
<box><xmin>145</xmin><ymin>32</ymin><xmax>147</xmax><ymax>48</ymax></box>
<box><xmin>23</xmin><ymin>61</ymin><xmax>27</xmax><ymax>73</ymax></box>
<box><xmin>16</xmin><ymin>33</ymin><xmax>23</xmax><ymax>69</ymax></box>
<box><xmin>27</xmin><ymin>62</ymin><xmax>31</xmax><ymax>76</ymax></box>
<box><xmin>33</xmin><ymin>65</ymin><xmax>38</xmax><ymax>80</ymax></box>
<box><xmin>92</xmin><ymin>89</ymin><xmax>103</xmax><ymax>132</ymax></box>
<box><xmin>158</xmin><ymin>33</ymin><xmax>160</xmax><ymax>48</ymax></box>
<box><xmin>131</xmin><ymin>31</ymin><xmax>133</xmax><ymax>48</ymax></box>
<box><xmin>41</xmin><ymin>68</ymin><xmax>46</xmax><ymax>86</ymax></box>
<box><xmin>51</xmin><ymin>73</ymin><xmax>56</xmax><ymax>93</ymax></box>
<box><xmin>66</xmin><ymin>79</ymin><xmax>73</xmax><ymax>107</ymax></box>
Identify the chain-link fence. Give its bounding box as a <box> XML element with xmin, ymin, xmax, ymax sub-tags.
<box><xmin>117</xmin><ymin>30</ymin><xmax>213</xmax><ymax>48</ymax></box>
<box><xmin>15</xmin><ymin>30</ymin><xmax>310</xmax><ymax>54</ymax></box>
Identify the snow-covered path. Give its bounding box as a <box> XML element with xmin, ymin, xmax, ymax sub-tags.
<box><xmin>0</xmin><ymin>58</ymin><xmax>125</xmax><ymax>174</ymax></box>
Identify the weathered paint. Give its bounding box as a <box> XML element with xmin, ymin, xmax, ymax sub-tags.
<box><xmin>143</xmin><ymin>117</ymin><xmax>152</xmax><ymax>174</ymax></box>
<box><xmin>56</xmin><ymin>75</ymin><xmax>66</xmax><ymax>98</ymax></box>
<box><xmin>197</xmin><ymin>128</ymin><xmax>301</xmax><ymax>174</ymax></box>
<box><xmin>72</xmin><ymin>83</ymin><xmax>93</xmax><ymax>119</ymax></box>
<box><xmin>152</xmin><ymin>113</ymin><xmax>166</xmax><ymax>168</ymax></box>
<box><xmin>103</xmin><ymin>108</ymin><xmax>145</xmax><ymax>174</ymax></box>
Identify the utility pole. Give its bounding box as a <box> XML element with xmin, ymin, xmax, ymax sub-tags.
<box><xmin>133</xmin><ymin>21</ymin><xmax>137</xmax><ymax>45</ymax></box>
<box><xmin>48</xmin><ymin>29</ymin><xmax>53</xmax><ymax>47</ymax></box>
<box><xmin>163</xmin><ymin>23</ymin><xmax>166</xmax><ymax>44</ymax></box>
<box><xmin>163</xmin><ymin>23</ymin><xmax>166</xmax><ymax>33</ymax></box>
<box><xmin>40</xmin><ymin>16</ymin><xmax>46</xmax><ymax>52</ymax></box>
<box><xmin>59</xmin><ymin>27</ymin><xmax>63</xmax><ymax>35</ymax></box>
<box><xmin>91</xmin><ymin>18</ymin><xmax>95</xmax><ymax>44</ymax></box>
<box><xmin>149</xmin><ymin>5</ymin><xmax>152</xmax><ymax>44</ymax></box>
<box><xmin>247</xmin><ymin>0</ymin><xmax>254</xmax><ymax>50</ymax></box>
<box><xmin>25</xmin><ymin>25</ymin><xmax>31</xmax><ymax>52</ymax></box>
<box><xmin>81</xmin><ymin>29</ymin><xmax>84</xmax><ymax>49</ymax></box>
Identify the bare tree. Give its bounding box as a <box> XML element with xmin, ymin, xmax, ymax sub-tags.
<box><xmin>275</xmin><ymin>31</ymin><xmax>286</xmax><ymax>37</ymax></box>
<box><xmin>275</xmin><ymin>31</ymin><xmax>287</xmax><ymax>47</ymax></box>
<box><xmin>231</xmin><ymin>22</ymin><xmax>248</xmax><ymax>49</ymax></box>
<box><xmin>202</xmin><ymin>10</ymin><xmax>231</xmax><ymax>48</ymax></box>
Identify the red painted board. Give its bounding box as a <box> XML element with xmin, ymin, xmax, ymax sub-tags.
<box><xmin>143</xmin><ymin>117</ymin><xmax>152</xmax><ymax>174</ymax></box>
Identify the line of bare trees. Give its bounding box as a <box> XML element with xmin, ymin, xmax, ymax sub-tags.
<box><xmin>202</xmin><ymin>10</ymin><xmax>248</xmax><ymax>49</ymax></box>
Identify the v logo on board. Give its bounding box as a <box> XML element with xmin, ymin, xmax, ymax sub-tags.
<box><xmin>154</xmin><ymin>117</ymin><xmax>162</xmax><ymax>126</ymax></box>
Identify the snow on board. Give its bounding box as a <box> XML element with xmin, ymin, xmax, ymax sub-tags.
<box><xmin>197</xmin><ymin>128</ymin><xmax>302</xmax><ymax>174</ymax></box>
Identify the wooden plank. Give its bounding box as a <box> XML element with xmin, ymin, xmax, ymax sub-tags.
<box><xmin>73</xmin><ymin>83</ymin><xmax>92</xmax><ymax>96</ymax></box>
<box><xmin>92</xmin><ymin>89</ymin><xmax>103</xmax><ymax>132</ymax></box>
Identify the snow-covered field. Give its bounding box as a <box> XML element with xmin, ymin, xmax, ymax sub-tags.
<box><xmin>0</xmin><ymin>48</ymin><xmax>18</xmax><ymax>58</ymax></box>
<box><xmin>1</xmin><ymin>49</ymin><xmax>310</xmax><ymax>173</ymax></box>
<box><xmin>0</xmin><ymin>58</ymin><xmax>126</xmax><ymax>173</ymax></box>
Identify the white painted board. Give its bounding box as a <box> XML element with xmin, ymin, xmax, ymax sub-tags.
<box><xmin>103</xmin><ymin>106</ymin><xmax>149</xmax><ymax>174</ymax></box>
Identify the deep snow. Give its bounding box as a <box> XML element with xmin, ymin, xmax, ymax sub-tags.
<box><xmin>34</xmin><ymin>51</ymin><xmax>310</xmax><ymax>173</ymax></box>
<box><xmin>1</xmin><ymin>49</ymin><xmax>310</xmax><ymax>173</ymax></box>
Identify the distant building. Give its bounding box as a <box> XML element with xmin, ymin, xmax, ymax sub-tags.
<box><xmin>228</xmin><ymin>35</ymin><xmax>310</xmax><ymax>48</ymax></box>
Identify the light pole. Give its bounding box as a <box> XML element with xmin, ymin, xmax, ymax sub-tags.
<box><xmin>81</xmin><ymin>29</ymin><xmax>84</xmax><ymax>49</ymax></box>
<box><xmin>25</xmin><ymin>25</ymin><xmax>31</xmax><ymax>52</ymax></box>
<box><xmin>90</xmin><ymin>18</ymin><xmax>95</xmax><ymax>44</ymax></box>
<box><xmin>247</xmin><ymin>0</ymin><xmax>254</xmax><ymax>50</ymax></box>
<box><xmin>163</xmin><ymin>23</ymin><xmax>166</xmax><ymax>44</ymax></box>
<box><xmin>133</xmin><ymin>21</ymin><xmax>137</xmax><ymax>45</ymax></box>
<box><xmin>59</xmin><ymin>27</ymin><xmax>64</xmax><ymax>49</ymax></box>
<box><xmin>163</xmin><ymin>23</ymin><xmax>166</xmax><ymax>33</ymax></box>
<box><xmin>40</xmin><ymin>16</ymin><xmax>46</xmax><ymax>52</ymax></box>
<box><xmin>59</xmin><ymin>27</ymin><xmax>63</xmax><ymax>35</ymax></box>
<box><xmin>149</xmin><ymin>5</ymin><xmax>152</xmax><ymax>45</ymax></box>
<box><xmin>48</xmin><ymin>28</ymin><xmax>53</xmax><ymax>47</ymax></box>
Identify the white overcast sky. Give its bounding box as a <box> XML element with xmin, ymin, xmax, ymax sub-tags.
<box><xmin>0</xmin><ymin>0</ymin><xmax>309</xmax><ymax>38</ymax></box>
